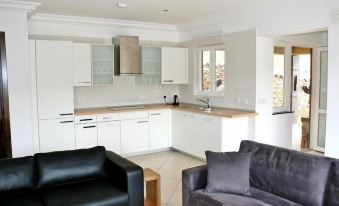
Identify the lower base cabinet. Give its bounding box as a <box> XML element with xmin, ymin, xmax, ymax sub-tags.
<box><xmin>121</xmin><ymin>118</ymin><xmax>149</xmax><ymax>154</ymax></box>
<box><xmin>97</xmin><ymin>121</ymin><xmax>121</xmax><ymax>154</ymax></box>
<box><xmin>39</xmin><ymin>118</ymin><xmax>75</xmax><ymax>153</ymax></box>
<box><xmin>75</xmin><ymin>123</ymin><xmax>98</xmax><ymax>149</ymax></box>
<box><xmin>149</xmin><ymin>110</ymin><xmax>169</xmax><ymax>150</ymax></box>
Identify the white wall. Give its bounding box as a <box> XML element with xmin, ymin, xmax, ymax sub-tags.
<box><xmin>255</xmin><ymin>37</ymin><xmax>274</xmax><ymax>144</ymax></box>
<box><xmin>325</xmin><ymin>23</ymin><xmax>339</xmax><ymax>158</ymax></box>
<box><xmin>179</xmin><ymin>30</ymin><xmax>257</xmax><ymax>111</ymax></box>
<box><xmin>272</xmin><ymin>113</ymin><xmax>293</xmax><ymax>148</ymax></box>
<box><xmin>0</xmin><ymin>10</ymin><xmax>34</xmax><ymax>157</ymax></box>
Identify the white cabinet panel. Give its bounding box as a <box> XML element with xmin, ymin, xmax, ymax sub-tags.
<box><xmin>97</xmin><ymin>113</ymin><xmax>120</xmax><ymax>122</ymax></box>
<box><xmin>73</xmin><ymin>43</ymin><xmax>92</xmax><ymax>86</ymax></box>
<box><xmin>171</xmin><ymin>111</ymin><xmax>186</xmax><ymax>151</ymax></box>
<box><xmin>39</xmin><ymin>118</ymin><xmax>75</xmax><ymax>153</ymax></box>
<box><xmin>149</xmin><ymin>110</ymin><xmax>169</xmax><ymax>150</ymax></box>
<box><xmin>121</xmin><ymin>118</ymin><xmax>149</xmax><ymax>154</ymax></box>
<box><xmin>161</xmin><ymin>47</ymin><xmax>188</xmax><ymax>84</ymax></box>
<box><xmin>36</xmin><ymin>40</ymin><xmax>74</xmax><ymax>120</ymax></box>
<box><xmin>97</xmin><ymin>121</ymin><xmax>121</xmax><ymax>154</ymax></box>
<box><xmin>204</xmin><ymin>116</ymin><xmax>222</xmax><ymax>153</ymax></box>
<box><xmin>184</xmin><ymin>113</ymin><xmax>204</xmax><ymax>159</ymax></box>
<box><xmin>75</xmin><ymin>115</ymin><xmax>97</xmax><ymax>124</ymax></box>
<box><xmin>75</xmin><ymin>123</ymin><xmax>98</xmax><ymax>149</ymax></box>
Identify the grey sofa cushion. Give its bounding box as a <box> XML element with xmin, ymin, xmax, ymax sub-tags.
<box><xmin>325</xmin><ymin>159</ymin><xmax>339</xmax><ymax>205</ymax></box>
<box><xmin>205</xmin><ymin>151</ymin><xmax>251</xmax><ymax>195</ymax></box>
<box><xmin>191</xmin><ymin>188</ymin><xmax>302</xmax><ymax>206</ymax></box>
<box><xmin>239</xmin><ymin>141</ymin><xmax>331</xmax><ymax>206</ymax></box>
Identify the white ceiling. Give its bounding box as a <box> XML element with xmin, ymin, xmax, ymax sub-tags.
<box><xmin>23</xmin><ymin>0</ymin><xmax>260</xmax><ymax>25</ymax></box>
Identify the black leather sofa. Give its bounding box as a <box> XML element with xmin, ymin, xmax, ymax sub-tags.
<box><xmin>0</xmin><ymin>146</ymin><xmax>144</xmax><ymax>206</ymax></box>
<box><xmin>183</xmin><ymin>140</ymin><xmax>339</xmax><ymax>206</ymax></box>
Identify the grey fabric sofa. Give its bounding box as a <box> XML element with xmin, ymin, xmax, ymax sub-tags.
<box><xmin>182</xmin><ymin>140</ymin><xmax>339</xmax><ymax>206</ymax></box>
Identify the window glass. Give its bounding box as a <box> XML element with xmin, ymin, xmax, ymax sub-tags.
<box><xmin>273</xmin><ymin>47</ymin><xmax>285</xmax><ymax>108</ymax></box>
<box><xmin>201</xmin><ymin>50</ymin><xmax>211</xmax><ymax>92</ymax></box>
<box><xmin>215</xmin><ymin>49</ymin><xmax>225</xmax><ymax>92</ymax></box>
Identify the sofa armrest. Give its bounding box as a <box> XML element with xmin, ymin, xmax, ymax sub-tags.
<box><xmin>182</xmin><ymin>165</ymin><xmax>207</xmax><ymax>206</ymax></box>
<box><xmin>105</xmin><ymin>151</ymin><xmax>144</xmax><ymax>206</ymax></box>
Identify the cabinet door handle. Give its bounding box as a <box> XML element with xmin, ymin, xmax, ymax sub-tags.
<box><xmin>60</xmin><ymin>121</ymin><xmax>74</xmax><ymax>124</ymax></box>
<box><xmin>163</xmin><ymin>80</ymin><xmax>173</xmax><ymax>83</ymax></box>
<box><xmin>60</xmin><ymin>113</ymin><xmax>73</xmax><ymax>116</ymax></box>
<box><xmin>137</xmin><ymin>121</ymin><xmax>149</xmax><ymax>124</ymax></box>
<box><xmin>80</xmin><ymin>118</ymin><xmax>93</xmax><ymax>122</ymax></box>
<box><xmin>83</xmin><ymin>126</ymin><xmax>96</xmax><ymax>129</ymax></box>
<box><xmin>150</xmin><ymin>113</ymin><xmax>161</xmax><ymax>116</ymax></box>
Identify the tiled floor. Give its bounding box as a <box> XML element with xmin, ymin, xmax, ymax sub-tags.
<box><xmin>126</xmin><ymin>150</ymin><xmax>206</xmax><ymax>206</ymax></box>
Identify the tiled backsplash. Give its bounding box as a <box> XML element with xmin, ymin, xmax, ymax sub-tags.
<box><xmin>74</xmin><ymin>76</ymin><xmax>179</xmax><ymax>109</ymax></box>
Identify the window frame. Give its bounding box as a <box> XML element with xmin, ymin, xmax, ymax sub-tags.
<box><xmin>273</xmin><ymin>43</ymin><xmax>292</xmax><ymax>113</ymax></box>
<box><xmin>196</xmin><ymin>44</ymin><xmax>225</xmax><ymax>97</ymax></box>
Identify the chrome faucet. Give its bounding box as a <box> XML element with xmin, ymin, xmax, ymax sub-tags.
<box><xmin>198</xmin><ymin>97</ymin><xmax>211</xmax><ymax>109</ymax></box>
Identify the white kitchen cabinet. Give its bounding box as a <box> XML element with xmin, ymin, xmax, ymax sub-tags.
<box><xmin>121</xmin><ymin>118</ymin><xmax>149</xmax><ymax>154</ymax></box>
<box><xmin>161</xmin><ymin>47</ymin><xmax>188</xmax><ymax>84</ymax></box>
<box><xmin>39</xmin><ymin>118</ymin><xmax>75</xmax><ymax>153</ymax></box>
<box><xmin>203</xmin><ymin>116</ymin><xmax>222</xmax><ymax>153</ymax></box>
<box><xmin>91</xmin><ymin>44</ymin><xmax>114</xmax><ymax>86</ymax></box>
<box><xmin>73</xmin><ymin>43</ymin><xmax>92</xmax><ymax>86</ymax></box>
<box><xmin>149</xmin><ymin>110</ymin><xmax>169</xmax><ymax>150</ymax></box>
<box><xmin>136</xmin><ymin>47</ymin><xmax>162</xmax><ymax>85</ymax></box>
<box><xmin>36</xmin><ymin>40</ymin><xmax>74</xmax><ymax>120</ymax></box>
<box><xmin>171</xmin><ymin>110</ymin><xmax>187</xmax><ymax>151</ymax></box>
<box><xmin>75</xmin><ymin>123</ymin><xmax>98</xmax><ymax>149</ymax></box>
<box><xmin>97</xmin><ymin>121</ymin><xmax>121</xmax><ymax>154</ymax></box>
<box><xmin>184</xmin><ymin>113</ymin><xmax>204</xmax><ymax>159</ymax></box>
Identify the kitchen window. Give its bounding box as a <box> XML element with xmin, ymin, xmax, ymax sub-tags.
<box><xmin>197</xmin><ymin>45</ymin><xmax>225</xmax><ymax>96</ymax></box>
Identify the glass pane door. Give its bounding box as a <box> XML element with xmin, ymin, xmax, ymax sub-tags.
<box><xmin>91</xmin><ymin>45</ymin><xmax>114</xmax><ymax>86</ymax></box>
<box><xmin>311</xmin><ymin>47</ymin><xmax>328</xmax><ymax>152</ymax></box>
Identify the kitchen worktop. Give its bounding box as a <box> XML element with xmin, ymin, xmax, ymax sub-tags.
<box><xmin>74</xmin><ymin>103</ymin><xmax>257</xmax><ymax>118</ymax></box>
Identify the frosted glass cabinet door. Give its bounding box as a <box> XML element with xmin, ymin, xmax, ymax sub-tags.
<box><xmin>91</xmin><ymin>45</ymin><xmax>114</xmax><ymax>85</ymax></box>
<box><xmin>136</xmin><ymin>47</ymin><xmax>161</xmax><ymax>85</ymax></box>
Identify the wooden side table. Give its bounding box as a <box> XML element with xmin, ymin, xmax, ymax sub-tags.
<box><xmin>144</xmin><ymin>168</ymin><xmax>161</xmax><ymax>206</ymax></box>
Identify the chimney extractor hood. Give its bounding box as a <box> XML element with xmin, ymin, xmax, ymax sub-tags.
<box><xmin>113</xmin><ymin>36</ymin><xmax>141</xmax><ymax>75</ymax></box>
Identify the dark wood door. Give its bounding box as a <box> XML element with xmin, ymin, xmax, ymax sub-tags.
<box><xmin>0</xmin><ymin>32</ymin><xmax>12</xmax><ymax>158</ymax></box>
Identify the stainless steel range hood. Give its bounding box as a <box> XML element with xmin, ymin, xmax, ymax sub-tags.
<box><xmin>113</xmin><ymin>36</ymin><xmax>141</xmax><ymax>75</ymax></box>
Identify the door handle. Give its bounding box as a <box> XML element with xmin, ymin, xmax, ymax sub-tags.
<box><xmin>59</xmin><ymin>113</ymin><xmax>73</xmax><ymax>116</ymax></box>
<box><xmin>150</xmin><ymin>113</ymin><xmax>161</xmax><ymax>116</ymax></box>
<box><xmin>83</xmin><ymin>126</ymin><xmax>96</xmax><ymax>129</ymax></box>
<box><xmin>80</xmin><ymin>118</ymin><xmax>93</xmax><ymax>121</ymax></box>
<box><xmin>60</xmin><ymin>121</ymin><xmax>74</xmax><ymax>124</ymax></box>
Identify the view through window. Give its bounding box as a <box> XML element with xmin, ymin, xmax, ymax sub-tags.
<box><xmin>273</xmin><ymin>47</ymin><xmax>285</xmax><ymax>108</ymax></box>
<box><xmin>199</xmin><ymin>45</ymin><xmax>225</xmax><ymax>95</ymax></box>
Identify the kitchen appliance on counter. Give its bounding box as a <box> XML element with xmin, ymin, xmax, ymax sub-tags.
<box><xmin>173</xmin><ymin>95</ymin><xmax>179</xmax><ymax>106</ymax></box>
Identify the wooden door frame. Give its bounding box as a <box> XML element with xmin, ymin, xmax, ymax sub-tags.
<box><xmin>0</xmin><ymin>32</ymin><xmax>12</xmax><ymax>158</ymax></box>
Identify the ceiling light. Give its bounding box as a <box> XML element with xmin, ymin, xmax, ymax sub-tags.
<box><xmin>116</xmin><ymin>3</ymin><xmax>127</xmax><ymax>8</ymax></box>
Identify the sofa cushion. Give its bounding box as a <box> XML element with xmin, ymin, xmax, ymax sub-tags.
<box><xmin>35</xmin><ymin>146</ymin><xmax>107</xmax><ymax>187</ymax></box>
<box><xmin>249</xmin><ymin>187</ymin><xmax>303</xmax><ymax>206</ymax></box>
<box><xmin>239</xmin><ymin>140</ymin><xmax>331</xmax><ymax>206</ymax></box>
<box><xmin>0</xmin><ymin>191</ymin><xmax>44</xmax><ymax>206</ymax></box>
<box><xmin>205</xmin><ymin>151</ymin><xmax>251</xmax><ymax>195</ymax></box>
<box><xmin>40</xmin><ymin>178</ymin><xmax>129</xmax><ymax>206</ymax></box>
<box><xmin>0</xmin><ymin>156</ymin><xmax>35</xmax><ymax>192</ymax></box>
<box><xmin>191</xmin><ymin>189</ymin><xmax>302</xmax><ymax>206</ymax></box>
<box><xmin>325</xmin><ymin>159</ymin><xmax>339</xmax><ymax>205</ymax></box>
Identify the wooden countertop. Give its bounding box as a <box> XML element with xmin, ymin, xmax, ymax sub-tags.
<box><xmin>74</xmin><ymin>103</ymin><xmax>257</xmax><ymax>118</ymax></box>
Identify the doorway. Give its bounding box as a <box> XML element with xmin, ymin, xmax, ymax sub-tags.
<box><xmin>0</xmin><ymin>32</ymin><xmax>12</xmax><ymax>158</ymax></box>
<box><xmin>291</xmin><ymin>47</ymin><xmax>312</xmax><ymax>150</ymax></box>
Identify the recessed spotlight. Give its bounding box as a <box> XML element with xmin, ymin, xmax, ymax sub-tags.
<box><xmin>116</xmin><ymin>3</ymin><xmax>127</xmax><ymax>8</ymax></box>
<box><xmin>163</xmin><ymin>9</ymin><xmax>169</xmax><ymax>12</ymax></box>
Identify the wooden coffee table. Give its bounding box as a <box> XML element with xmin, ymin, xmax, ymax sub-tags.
<box><xmin>144</xmin><ymin>168</ymin><xmax>161</xmax><ymax>206</ymax></box>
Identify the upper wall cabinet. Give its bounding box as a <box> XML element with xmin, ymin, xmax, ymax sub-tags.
<box><xmin>73</xmin><ymin>43</ymin><xmax>92</xmax><ymax>86</ymax></box>
<box><xmin>161</xmin><ymin>47</ymin><xmax>188</xmax><ymax>84</ymax></box>
<box><xmin>91</xmin><ymin>44</ymin><xmax>114</xmax><ymax>86</ymax></box>
<box><xmin>136</xmin><ymin>47</ymin><xmax>161</xmax><ymax>85</ymax></box>
<box><xmin>36</xmin><ymin>40</ymin><xmax>74</xmax><ymax>119</ymax></box>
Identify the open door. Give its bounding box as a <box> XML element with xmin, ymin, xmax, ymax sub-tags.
<box><xmin>310</xmin><ymin>47</ymin><xmax>328</xmax><ymax>152</ymax></box>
